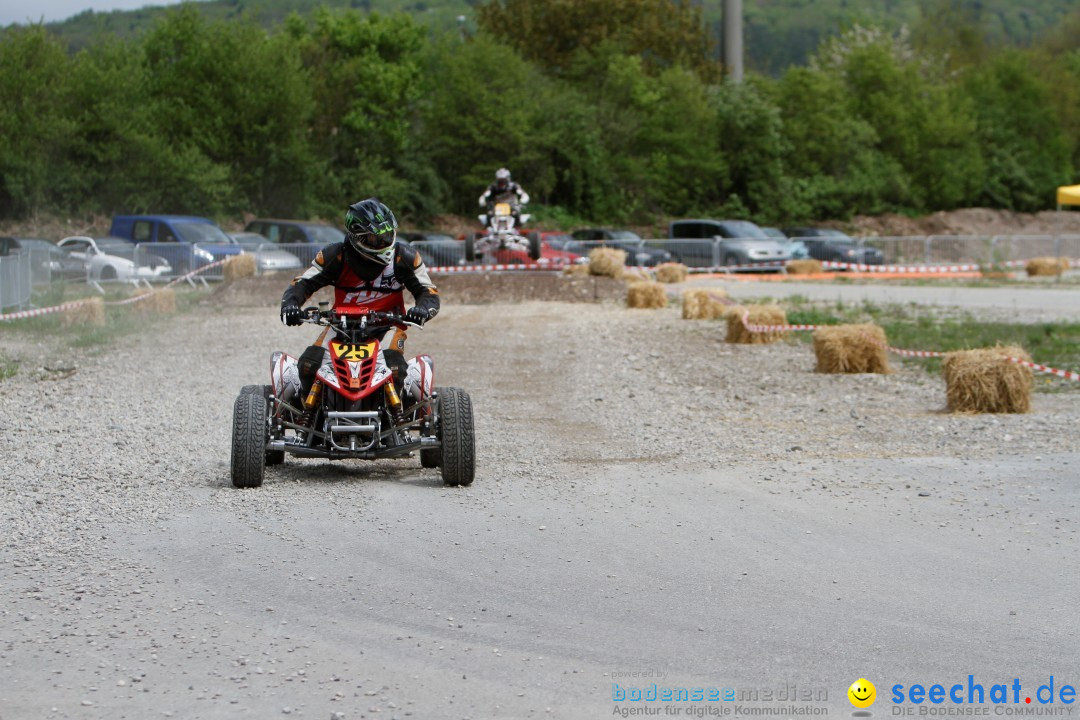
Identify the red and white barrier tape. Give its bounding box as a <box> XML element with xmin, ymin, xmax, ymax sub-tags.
<box><xmin>0</xmin><ymin>298</ymin><xmax>97</xmax><ymax>322</ymax></box>
<box><xmin>1</xmin><ymin>258</ymin><xmax>230</xmax><ymax>319</ymax></box>
<box><xmin>821</xmin><ymin>261</ymin><xmax>982</xmax><ymax>273</ymax></box>
<box><xmin>737</xmin><ymin>311</ymin><xmax>1079</xmax><ymax>382</ymax></box>
<box><xmin>428</xmin><ymin>262</ymin><xmax>570</xmax><ymax>273</ymax></box>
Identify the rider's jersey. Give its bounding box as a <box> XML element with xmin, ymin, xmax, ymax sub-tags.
<box><xmin>281</xmin><ymin>241</ymin><xmax>440</xmax><ymax>318</ymax></box>
<box><xmin>479</xmin><ymin>181</ymin><xmax>529</xmax><ymax>207</ymax></box>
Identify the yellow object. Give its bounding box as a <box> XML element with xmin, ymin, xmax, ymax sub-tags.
<box><xmin>384</xmin><ymin>381</ymin><xmax>402</xmax><ymax>413</ymax></box>
<box><xmin>331</xmin><ymin>341</ymin><xmax>375</xmax><ymax>361</ymax></box>
<box><xmin>1057</xmin><ymin>184</ymin><xmax>1080</xmax><ymax>207</ymax></box>
<box><xmin>494</xmin><ymin>202</ymin><xmax>512</xmax><ymax>216</ymax></box>
<box><xmin>848</xmin><ymin>679</ymin><xmax>876</xmax><ymax>709</ymax></box>
<box><xmin>304</xmin><ymin>381</ymin><xmax>323</xmax><ymax>410</ymax></box>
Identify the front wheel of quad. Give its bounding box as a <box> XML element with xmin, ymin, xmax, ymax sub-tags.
<box><xmin>241</xmin><ymin>385</ymin><xmax>284</xmax><ymax>465</ymax></box>
<box><xmin>527</xmin><ymin>232</ymin><xmax>542</xmax><ymax>261</ymax></box>
<box><xmin>437</xmin><ymin>386</ymin><xmax>475</xmax><ymax>486</ymax></box>
<box><xmin>231</xmin><ymin>391</ymin><xmax>266</xmax><ymax>488</ymax></box>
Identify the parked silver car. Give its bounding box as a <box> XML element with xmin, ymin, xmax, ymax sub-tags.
<box><xmin>227</xmin><ymin>233</ymin><xmax>305</xmax><ymax>274</ymax></box>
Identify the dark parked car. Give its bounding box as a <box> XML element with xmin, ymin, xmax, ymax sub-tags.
<box><xmin>12</xmin><ymin>237</ymin><xmax>87</xmax><ymax>281</ymax></box>
<box><xmin>668</xmin><ymin>219</ymin><xmax>791</xmax><ymax>268</ymax></box>
<box><xmin>782</xmin><ymin>227</ymin><xmax>884</xmax><ymax>265</ymax></box>
<box><xmin>245</xmin><ymin>219</ymin><xmax>344</xmax><ymax>245</ymax></box>
<box><xmin>570</xmin><ymin>228</ymin><xmax>672</xmax><ymax>266</ymax></box>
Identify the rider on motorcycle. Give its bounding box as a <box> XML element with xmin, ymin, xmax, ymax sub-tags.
<box><xmin>478</xmin><ymin>168</ymin><xmax>529</xmax><ymax>227</ymax></box>
<box><xmin>279</xmin><ymin>198</ymin><xmax>440</xmax><ymax>397</ymax></box>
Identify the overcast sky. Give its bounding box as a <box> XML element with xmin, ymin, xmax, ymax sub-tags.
<box><xmin>2</xmin><ymin>0</ymin><xmax>186</xmax><ymax>26</ymax></box>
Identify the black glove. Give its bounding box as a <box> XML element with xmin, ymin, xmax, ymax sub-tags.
<box><xmin>281</xmin><ymin>303</ymin><xmax>303</xmax><ymax>326</ymax></box>
<box><xmin>406</xmin><ymin>306</ymin><xmax>432</xmax><ymax>326</ymax></box>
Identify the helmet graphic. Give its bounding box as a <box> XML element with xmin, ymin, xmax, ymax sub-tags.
<box><xmin>344</xmin><ymin>198</ymin><xmax>398</xmax><ymax>265</ymax></box>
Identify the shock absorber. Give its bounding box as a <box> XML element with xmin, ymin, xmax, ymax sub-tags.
<box><xmin>299</xmin><ymin>380</ymin><xmax>323</xmax><ymax>428</ymax></box>
<box><xmin>384</xmin><ymin>380</ymin><xmax>405</xmax><ymax>427</ymax></box>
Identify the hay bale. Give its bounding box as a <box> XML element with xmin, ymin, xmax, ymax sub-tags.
<box><xmin>131</xmin><ymin>287</ymin><xmax>177</xmax><ymax>314</ymax></box>
<box><xmin>62</xmin><ymin>297</ymin><xmax>105</xmax><ymax>327</ymax></box>
<box><xmin>626</xmin><ymin>281</ymin><xmax>668</xmax><ymax>309</ymax></box>
<box><xmin>1025</xmin><ymin>257</ymin><xmax>1068</xmax><ymax>277</ymax></box>
<box><xmin>563</xmin><ymin>262</ymin><xmax>591</xmax><ymax>276</ymax></box>
<box><xmin>812</xmin><ymin>324</ymin><xmax>891</xmax><ymax>374</ymax></box>
<box><xmin>224</xmin><ymin>253</ymin><xmax>257</xmax><ymax>281</ymax></box>
<box><xmin>654</xmin><ymin>262</ymin><xmax>689</xmax><ymax>284</ymax></box>
<box><xmin>681</xmin><ymin>288</ymin><xmax>729</xmax><ymax>320</ymax></box>
<box><xmin>588</xmin><ymin>247</ymin><xmax>627</xmax><ymax>278</ymax></box>
<box><xmin>943</xmin><ymin>346</ymin><xmax>1032</xmax><ymax>414</ymax></box>
<box><xmin>725</xmin><ymin>304</ymin><xmax>788</xmax><ymax>344</ymax></box>
<box><xmin>620</xmin><ymin>267</ymin><xmax>651</xmax><ymax>283</ymax></box>
<box><xmin>787</xmin><ymin>258</ymin><xmax>824</xmax><ymax>275</ymax></box>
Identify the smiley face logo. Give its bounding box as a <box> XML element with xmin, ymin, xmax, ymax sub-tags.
<box><xmin>848</xmin><ymin>678</ymin><xmax>876</xmax><ymax>708</ymax></box>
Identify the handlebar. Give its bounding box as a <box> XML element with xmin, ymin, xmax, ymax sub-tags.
<box><xmin>300</xmin><ymin>306</ymin><xmax>421</xmax><ymax>330</ymax></box>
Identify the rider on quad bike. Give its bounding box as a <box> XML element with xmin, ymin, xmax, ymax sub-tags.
<box><xmin>279</xmin><ymin>197</ymin><xmax>440</xmax><ymax>400</ymax></box>
<box><xmin>478</xmin><ymin>168</ymin><xmax>529</xmax><ymax>228</ymax></box>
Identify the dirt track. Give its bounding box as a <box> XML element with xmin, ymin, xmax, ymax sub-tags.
<box><xmin>1</xmin><ymin>281</ymin><xmax>1078</xmax><ymax>719</ymax></box>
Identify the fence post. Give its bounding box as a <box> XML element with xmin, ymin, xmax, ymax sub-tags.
<box><xmin>924</xmin><ymin>236</ymin><xmax>932</xmax><ymax>264</ymax></box>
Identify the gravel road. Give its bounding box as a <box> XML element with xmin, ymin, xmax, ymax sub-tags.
<box><xmin>1</xmin><ymin>290</ymin><xmax>1078</xmax><ymax>719</ymax></box>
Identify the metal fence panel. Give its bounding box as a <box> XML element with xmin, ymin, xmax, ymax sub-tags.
<box><xmin>643</xmin><ymin>239</ymin><xmax>716</xmax><ymax>268</ymax></box>
<box><xmin>0</xmin><ymin>250</ymin><xmax>32</xmax><ymax>311</ymax></box>
<box><xmin>135</xmin><ymin>242</ymin><xmax>195</xmax><ymax>281</ymax></box>
<box><xmin>409</xmin><ymin>240</ymin><xmax>467</xmax><ymax>267</ymax></box>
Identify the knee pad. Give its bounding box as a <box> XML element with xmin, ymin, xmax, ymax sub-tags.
<box><xmin>298</xmin><ymin>344</ymin><xmax>325</xmax><ymax>394</ymax></box>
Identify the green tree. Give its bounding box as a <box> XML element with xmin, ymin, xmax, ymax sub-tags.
<box><xmin>475</xmin><ymin>0</ymin><xmax>717</xmax><ymax>79</ymax></box>
<box><xmin>287</xmin><ymin>8</ymin><xmax>432</xmax><ymax>216</ymax></box>
<box><xmin>142</xmin><ymin>7</ymin><xmax>315</xmax><ymax>215</ymax></box>
<box><xmin>0</xmin><ymin>26</ymin><xmax>75</xmax><ymax>217</ymax></box>
<box><xmin>961</xmin><ymin>50</ymin><xmax>1070</xmax><ymax>210</ymax></box>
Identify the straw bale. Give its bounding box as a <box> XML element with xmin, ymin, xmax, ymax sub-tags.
<box><xmin>224</xmin><ymin>253</ymin><xmax>257</xmax><ymax>281</ymax></box>
<box><xmin>654</xmin><ymin>263</ymin><xmax>689</xmax><ymax>283</ymax></box>
<box><xmin>620</xmin><ymin>267</ymin><xmax>651</xmax><ymax>283</ymax></box>
<box><xmin>588</xmin><ymin>248</ymin><xmax>627</xmax><ymax>278</ymax></box>
<box><xmin>681</xmin><ymin>288</ymin><xmax>729</xmax><ymax>320</ymax></box>
<box><xmin>1025</xmin><ymin>257</ymin><xmax>1068</xmax><ymax>277</ymax></box>
<box><xmin>812</xmin><ymin>324</ymin><xmax>891</xmax><ymax>374</ymax></box>
<box><xmin>563</xmin><ymin>262</ymin><xmax>591</xmax><ymax>276</ymax></box>
<box><xmin>725</xmin><ymin>304</ymin><xmax>788</xmax><ymax>344</ymax></box>
<box><xmin>787</xmin><ymin>259</ymin><xmax>824</xmax><ymax>275</ymax></box>
<box><xmin>131</xmin><ymin>287</ymin><xmax>177</xmax><ymax>314</ymax></box>
<box><xmin>62</xmin><ymin>297</ymin><xmax>105</xmax><ymax>327</ymax></box>
<box><xmin>943</xmin><ymin>346</ymin><xmax>1032</xmax><ymax>414</ymax></box>
<box><xmin>626</xmin><ymin>281</ymin><xmax>668</xmax><ymax>309</ymax></box>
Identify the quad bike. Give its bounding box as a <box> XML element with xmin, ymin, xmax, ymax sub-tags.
<box><xmin>465</xmin><ymin>200</ymin><xmax>541</xmax><ymax>262</ymax></box>
<box><xmin>230</xmin><ymin>304</ymin><xmax>476</xmax><ymax>489</ymax></box>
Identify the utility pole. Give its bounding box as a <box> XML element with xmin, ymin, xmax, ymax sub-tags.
<box><xmin>723</xmin><ymin>0</ymin><xmax>744</xmax><ymax>83</ymax></box>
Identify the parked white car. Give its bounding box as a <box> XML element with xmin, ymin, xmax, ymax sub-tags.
<box><xmin>226</xmin><ymin>233</ymin><xmax>304</xmax><ymax>274</ymax></box>
<box><xmin>58</xmin><ymin>236</ymin><xmax>173</xmax><ymax>281</ymax></box>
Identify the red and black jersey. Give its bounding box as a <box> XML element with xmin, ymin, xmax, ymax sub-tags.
<box><xmin>281</xmin><ymin>242</ymin><xmax>440</xmax><ymax>317</ymax></box>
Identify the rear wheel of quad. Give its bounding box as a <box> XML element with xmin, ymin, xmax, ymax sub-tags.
<box><xmin>437</xmin><ymin>386</ymin><xmax>475</xmax><ymax>487</ymax></box>
<box><xmin>231</xmin><ymin>391</ymin><xmax>266</xmax><ymax>488</ymax></box>
<box><xmin>241</xmin><ymin>385</ymin><xmax>284</xmax><ymax>465</ymax></box>
<box><xmin>464</xmin><ymin>233</ymin><xmax>477</xmax><ymax>262</ymax></box>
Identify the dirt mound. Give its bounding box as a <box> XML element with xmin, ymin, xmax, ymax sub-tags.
<box><xmin>848</xmin><ymin>208</ymin><xmax>1080</xmax><ymax>237</ymax></box>
<box><xmin>210</xmin><ymin>271</ymin><xmax>626</xmax><ymax>308</ymax></box>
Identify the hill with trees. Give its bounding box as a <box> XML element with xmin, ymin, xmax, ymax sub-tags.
<box><xmin>0</xmin><ymin>0</ymin><xmax>1078</xmax><ymax>225</ymax></box>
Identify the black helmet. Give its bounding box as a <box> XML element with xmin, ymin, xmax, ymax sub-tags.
<box><xmin>344</xmin><ymin>198</ymin><xmax>397</xmax><ymax>264</ymax></box>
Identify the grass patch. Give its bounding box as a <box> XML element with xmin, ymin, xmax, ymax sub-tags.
<box><xmin>0</xmin><ymin>355</ymin><xmax>18</xmax><ymax>381</ymax></box>
<box><xmin>784</xmin><ymin>300</ymin><xmax>1080</xmax><ymax>390</ymax></box>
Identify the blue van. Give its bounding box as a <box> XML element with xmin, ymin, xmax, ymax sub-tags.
<box><xmin>109</xmin><ymin>215</ymin><xmax>242</xmax><ymax>273</ymax></box>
